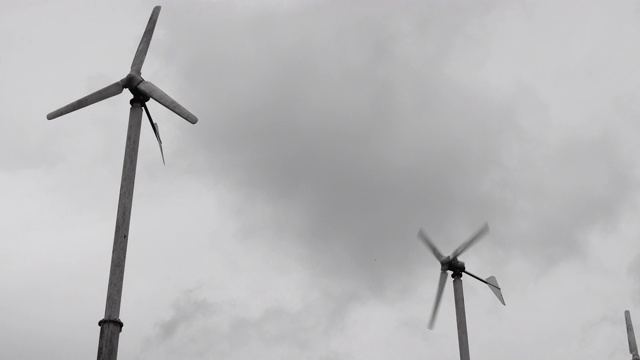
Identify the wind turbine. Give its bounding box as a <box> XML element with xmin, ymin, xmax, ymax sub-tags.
<box><xmin>417</xmin><ymin>223</ymin><xmax>505</xmax><ymax>360</ymax></box>
<box><xmin>625</xmin><ymin>310</ymin><xmax>639</xmax><ymax>360</ymax></box>
<box><xmin>46</xmin><ymin>6</ymin><xmax>197</xmax><ymax>360</ymax></box>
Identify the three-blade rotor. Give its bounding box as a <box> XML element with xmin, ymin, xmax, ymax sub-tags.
<box><xmin>626</xmin><ymin>311</ymin><xmax>640</xmax><ymax>360</ymax></box>
<box><xmin>417</xmin><ymin>223</ymin><xmax>505</xmax><ymax>330</ymax></box>
<box><xmin>46</xmin><ymin>5</ymin><xmax>198</xmax><ymax>163</ymax></box>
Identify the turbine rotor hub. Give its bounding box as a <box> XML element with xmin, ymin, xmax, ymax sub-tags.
<box><xmin>439</xmin><ymin>256</ymin><xmax>451</xmax><ymax>271</ymax></box>
<box><xmin>122</xmin><ymin>73</ymin><xmax>144</xmax><ymax>90</ymax></box>
<box><xmin>123</xmin><ymin>73</ymin><xmax>149</xmax><ymax>104</ymax></box>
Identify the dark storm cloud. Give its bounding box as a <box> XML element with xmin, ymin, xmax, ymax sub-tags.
<box><xmin>157</xmin><ymin>1</ymin><xmax>638</xmax><ymax>289</ymax></box>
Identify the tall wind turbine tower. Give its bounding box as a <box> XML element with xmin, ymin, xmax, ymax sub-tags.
<box><xmin>47</xmin><ymin>6</ymin><xmax>197</xmax><ymax>360</ymax></box>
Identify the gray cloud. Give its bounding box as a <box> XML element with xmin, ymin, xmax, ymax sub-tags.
<box><xmin>153</xmin><ymin>289</ymin><xmax>216</xmax><ymax>342</ymax></box>
<box><xmin>628</xmin><ymin>250</ymin><xmax>640</xmax><ymax>304</ymax></box>
<box><xmin>160</xmin><ymin>1</ymin><xmax>517</xmax><ymax>284</ymax></box>
<box><xmin>155</xmin><ymin>0</ymin><xmax>640</xmax><ymax>288</ymax></box>
<box><xmin>140</xmin><ymin>285</ymin><xmax>364</xmax><ymax>360</ymax></box>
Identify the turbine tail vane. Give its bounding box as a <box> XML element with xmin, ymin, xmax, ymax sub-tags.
<box><xmin>136</xmin><ymin>81</ymin><xmax>198</xmax><ymax>124</ymax></box>
<box><xmin>130</xmin><ymin>6</ymin><xmax>161</xmax><ymax>75</ymax></box>
<box><xmin>47</xmin><ymin>81</ymin><xmax>124</xmax><ymax>120</ymax></box>
<box><xmin>626</xmin><ymin>310</ymin><xmax>639</xmax><ymax>358</ymax></box>
<box><xmin>428</xmin><ymin>271</ymin><xmax>448</xmax><ymax>330</ymax></box>
<box><xmin>142</xmin><ymin>103</ymin><xmax>165</xmax><ymax>165</ymax></box>
<box><xmin>460</xmin><ymin>270</ymin><xmax>506</xmax><ymax>306</ymax></box>
<box><xmin>485</xmin><ymin>276</ymin><xmax>506</xmax><ymax>306</ymax></box>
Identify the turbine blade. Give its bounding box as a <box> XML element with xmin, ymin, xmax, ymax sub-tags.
<box><xmin>47</xmin><ymin>81</ymin><xmax>124</xmax><ymax>120</ymax></box>
<box><xmin>136</xmin><ymin>81</ymin><xmax>198</xmax><ymax>124</ymax></box>
<box><xmin>142</xmin><ymin>103</ymin><xmax>165</xmax><ymax>165</ymax></box>
<box><xmin>428</xmin><ymin>271</ymin><xmax>448</xmax><ymax>330</ymax></box>
<box><xmin>450</xmin><ymin>222</ymin><xmax>490</xmax><ymax>259</ymax></box>
<box><xmin>418</xmin><ymin>228</ymin><xmax>445</xmax><ymax>262</ymax></box>
<box><xmin>153</xmin><ymin>122</ymin><xmax>165</xmax><ymax>165</ymax></box>
<box><xmin>486</xmin><ymin>276</ymin><xmax>506</xmax><ymax>306</ymax></box>
<box><xmin>626</xmin><ymin>310</ymin><xmax>638</xmax><ymax>356</ymax></box>
<box><xmin>131</xmin><ymin>6</ymin><xmax>161</xmax><ymax>75</ymax></box>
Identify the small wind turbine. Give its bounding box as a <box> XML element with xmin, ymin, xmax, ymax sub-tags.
<box><xmin>46</xmin><ymin>6</ymin><xmax>197</xmax><ymax>360</ymax></box>
<box><xmin>625</xmin><ymin>310</ymin><xmax>639</xmax><ymax>360</ymax></box>
<box><xmin>417</xmin><ymin>223</ymin><xmax>505</xmax><ymax>360</ymax></box>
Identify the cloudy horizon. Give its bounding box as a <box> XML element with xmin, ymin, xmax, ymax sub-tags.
<box><xmin>2</xmin><ymin>1</ymin><xmax>640</xmax><ymax>359</ymax></box>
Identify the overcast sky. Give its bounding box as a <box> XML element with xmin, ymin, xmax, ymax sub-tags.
<box><xmin>2</xmin><ymin>0</ymin><xmax>640</xmax><ymax>359</ymax></box>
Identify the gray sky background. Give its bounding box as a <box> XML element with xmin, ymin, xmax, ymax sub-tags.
<box><xmin>2</xmin><ymin>0</ymin><xmax>640</xmax><ymax>359</ymax></box>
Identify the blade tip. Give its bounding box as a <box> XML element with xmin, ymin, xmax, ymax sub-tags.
<box><xmin>47</xmin><ymin>110</ymin><xmax>62</xmax><ymax>120</ymax></box>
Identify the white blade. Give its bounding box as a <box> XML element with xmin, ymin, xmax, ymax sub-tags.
<box><xmin>131</xmin><ymin>6</ymin><xmax>161</xmax><ymax>75</ymax></box>
<box><xmin>47</xmin><ymin>81</ymin><xmax>124</xmax><ymax>120</ymax></box>
<box><xmin>486</xmin><ymin>276</ymin><xmax>506</xmax><ymax>306</ymax></box>
<box><xmin>450</xmin><ymin>223</ymin><xmax>490</xmax><ymax>259</ymax></box>
<box><xmin>626</xmin><ymin>310</ymin><xmax>638</xmax><ymax>356</ymax></box>
<box><xmin>428</xmin><ymin>271</ymin><xmax>448</xmax><ymax>330</ymax></box>
<box><xmin>136</xmin><ymin>80</ymin><xmax>198</xmax><ymax>124</ymax></box>
<box><xmin>418</xmin><ymin>228</ymin><xmax>445</xmax><ymax>262</ymax></box>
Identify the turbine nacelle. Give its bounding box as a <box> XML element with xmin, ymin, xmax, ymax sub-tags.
<box><xmin>440</xmin><ymin>257</ymin><xmax>465</xmax><ymax>273</ymax></box>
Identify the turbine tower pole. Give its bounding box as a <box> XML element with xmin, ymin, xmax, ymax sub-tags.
<box><xmin>418</xmin><ymin>224</ymin><xmax>504</xmax><ymax>360</ymax></box>
<box><xmin>452</xmin><ymin>271</ymin><xmax>471</xmax><ymax>360</ymax></box>
<box><xmin>46</xmin><ymin>6</ymin><xmax>198</xmax><ymax>359</ymax></box>
<box><xmin>626</xmin><ymin>310</ymin><xmax>640</xmax><ymax>360</ymax></box>
<box><xmin>96</xmin><ymin>96</ymin><xmax>145</xmax><ymax>360</ymax></box>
